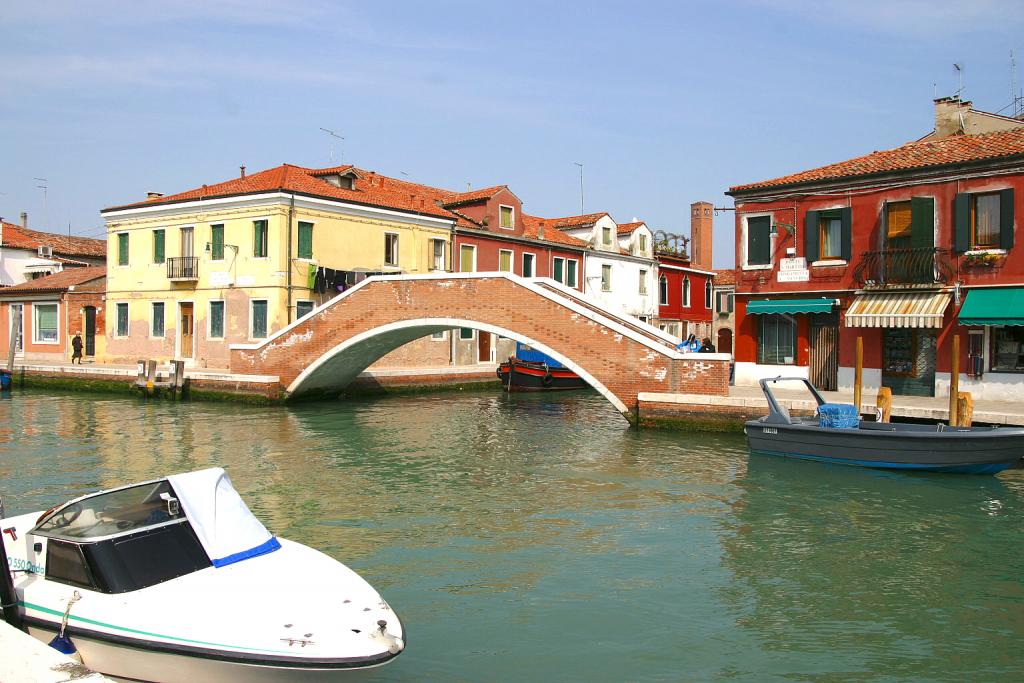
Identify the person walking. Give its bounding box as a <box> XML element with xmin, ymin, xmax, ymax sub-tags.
<box><xmin>71</xmin><ymin>333</ymin><xmax>84</xmax><ymax>364</ymax></box>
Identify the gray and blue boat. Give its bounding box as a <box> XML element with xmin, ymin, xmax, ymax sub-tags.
<box><xmin>745</xmin><ymin>377</ymin><xmax>1024</xmax><ymax>474</ymax></box>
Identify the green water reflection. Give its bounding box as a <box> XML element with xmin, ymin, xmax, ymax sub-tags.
<box><xmin>2</xmin><ymin>390</ymin><xmax>1022</xmax><ymax>682</ymax></box>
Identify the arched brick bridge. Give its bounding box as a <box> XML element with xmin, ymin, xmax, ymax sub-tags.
<box><xmin>229</xmin><ymin>273</ymin><xmax>730</xmax><ymax>421</ymax></box>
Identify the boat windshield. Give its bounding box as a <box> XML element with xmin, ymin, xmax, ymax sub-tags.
<box><xmin>34</xmin><ymin>480</ymin><xmax>185</xmax><ymax>541</ymax></box>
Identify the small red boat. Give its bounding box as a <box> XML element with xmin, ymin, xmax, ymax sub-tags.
<box><xmin>497</xmin><ymin>343</ymin><xmax>588</xmax><ymax>392</ymax></box>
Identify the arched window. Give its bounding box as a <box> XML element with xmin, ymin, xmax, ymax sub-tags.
<box><xmin>682</xmin><ymin>276</ymin><xmax>691</xmax><ymax>307</ymax></box>
<box><xmin>705</xmin><ymin>279</ymin><xmax>713</xmax><ymax>309</ymax></box>
<box><xmin>659</xmin><ymin>275</ymin><xmax>668</xmax><ymax>306</ymax></box>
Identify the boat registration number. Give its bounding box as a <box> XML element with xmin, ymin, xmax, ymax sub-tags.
<box><xmin>761</xmin><ymin>427</ymin><xmax>778</xmax><ymax>435</ymax></box>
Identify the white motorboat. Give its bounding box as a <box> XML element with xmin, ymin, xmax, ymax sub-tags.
<box><xmin>0</xmin><ymin>467</ymin><xmax>405</xmax><ymax>682</ymax></box>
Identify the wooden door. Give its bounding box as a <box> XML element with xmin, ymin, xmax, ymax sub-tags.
<box><xmin>808</xmin><ymin>313</ymin><xmax>838</xmax><ymax>391</ymax></box>
<box><xmin>478</xmin><ymin>332</ymin><xmax>491</xmax><ymax>362</ymax></box>
<box><xmin>180</xmin><ymin>303</ymin><xmax>194</xmax><ymax>359</ymax></box>
<box><xmin>84</xmin><ymin>307</ymin><xmax>96</xmax><ymax>356</ymax></box>
<box><xmin>717</xmin><ymin>328</ymin><xmax>733</xmax><ymax>355</ymax></box>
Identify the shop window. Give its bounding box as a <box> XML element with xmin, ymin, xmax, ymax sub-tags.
<box><xmin>757</xmin><ymin>314</ymin><xmax>796</xmax><ymax>365</ymax></box>
<box><xmin>991</xmin><ymin>327</ymin><xmax>1024</xmax><ymax>372</ymax></box>
<box><xmin>883</xmin><ymin>329</ymin><xmax>917</xmax><ymax>375</ymax></box>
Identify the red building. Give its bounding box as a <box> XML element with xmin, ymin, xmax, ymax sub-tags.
<box><xmin>726</xmin><ymin>97</ymin><xmax>1024</xmax><ymax>399</ymax></box>
<box><xmin>655</xmin><ymin>201</ymin><xmax>716</xmax><ymax>343</ymax></box>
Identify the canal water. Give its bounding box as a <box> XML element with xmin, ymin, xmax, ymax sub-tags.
<box><xmin>3</xmin><ymin>390</ymin><xmax>1024</xmax><ymax>682</ymax></box>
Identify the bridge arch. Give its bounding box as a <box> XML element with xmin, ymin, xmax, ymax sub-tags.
<box><xmin>287</xmin><ymin>317</ymin><xmax>629</xmax><ymax>413</ymax></box>
<box><xmin>229</xmin><ymin>273</ymin><xmax>729</xmax><ymax>420</ymax></box>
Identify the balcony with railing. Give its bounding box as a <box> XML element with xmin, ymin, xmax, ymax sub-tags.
<box><xmin>852</xmin><ymin>247</ymin><xmax>953</xmax><ymax>288</ymax></box>
<box><xmin>166</xmin><ymin>256</ymin><xmax>199</xmax><ymax>281</ymax></box>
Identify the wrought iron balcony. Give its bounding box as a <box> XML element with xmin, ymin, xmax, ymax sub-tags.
<box><xmin>853</xmin><ymin>248</ymin><xmax>953</xmax><ymax>288</ymax></box>
<box><xmin>166</xmin><ymin>256</ymin><xmax>199</xmax><ymax>280</ymax></box>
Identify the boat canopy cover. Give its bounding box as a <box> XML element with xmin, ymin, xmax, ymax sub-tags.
<box><xmin>746</xmin><ymin>298</ymin><xmax>835</xmax><ymax>315</ymax></box>
<box><xmin>958</xmin><ymin>288</ymin><xmax>1024</xmax><ymax>326</ymax></box>
<box><xmin>845</xmin><ymin>290</ymin><xmax>950</xmax><ymax>329</ymax></box>
<box><xmin>515</xmin><ymin>341</ymin><xmax>565</xmax><ymax>368</ymax></box>
<box><xmin>167</xmin><ymin>468</ymin><xmax>280</xmax><ymax>568</ymax></box>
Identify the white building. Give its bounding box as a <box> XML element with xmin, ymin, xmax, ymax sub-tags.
<box><xmin>553</xmin><ymin>213</ymin><xmax>657</xmax><ymax>322</ymax></box>
<box><xmin>1</xmin><ymin>215</ymin><xmax>107</xmax><ymax>286</ymax></box>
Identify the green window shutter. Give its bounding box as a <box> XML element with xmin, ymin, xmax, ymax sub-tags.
<box><xmin>954</xmin><ymin>193</ymin><xmax>970</xmax><ymax>252</ymax></box>
<box><xmin>804</xmin><ymin>210</ymin><xmax>819</xmax><ymax>262</ymax></box>
<box><xmin>747</xmin><ymin>216</ymin><xmax>771</xmax><ymax>265</ymax></box>
<box><xmin>297</xmin><ymin>222</ymin><xmax>313</xmax><ymax>259</ymax></box>
<box><xmin>839</xmin><ymin>207</ymin><xmax>852</xmax><ymax>262</ymax></box>
<box><xmin>153</xmin><ymin>230</ymin><xmax>165</xmax><ymax>263</ymax></box>
<box><xmin>553</xmin><ymin>259</ymin><xmax>564</xmax><ymax>282</ymax></box>
<box><xmin>910</xmin><ymin>197</ymin><xmax>935</xmax><ymax>250</ymax></box>
<box><xmin>999</xmin><ymin>188</ymin><xmax>1015</xmax><ymax>249</ymax></box>
<box><xmin>567</xmin><ymin>260</ymin><xmax>577</xmax><ymax>286</ymax></box>
<box><xmin>118</xmin><ymin>233</ymin><xmax>129</xmax><ymax>265</ymax></box>
<box><xmin>253</xmin><ymin>220</ymin><xmax>268</xmax><ymax>257</ymax></box>
<box><xmin>211</xmin><ymin>225</ymin><xmax>224</xmax><ymax>260</ymax></box>
<box><xmin>209</xmin><ymin>301</ymin><xmax>224</xmax><ymax>338</ymax></box>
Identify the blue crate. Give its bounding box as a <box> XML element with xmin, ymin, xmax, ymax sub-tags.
<box><xmin>818</xmin><ymin>403</ymin><xmax>860</xmax><ymax>429</ymax></box>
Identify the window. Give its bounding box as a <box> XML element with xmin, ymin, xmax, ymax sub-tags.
<box><xmin>566</xmin><ymin>260</ymin><xmax>578</xmax><ymax>288</ymax></box>
<box><xmin>151</xmin><ymin>302</ymin><xmax>165</xmax><ymax>338</ymax></box>
<box><xmin>716</xmin><ymin>291</ymin><xmax>734</xmax><ymax>314</ymax></box>
<box><xmin>251</xmin><ymin>300</ymin><xmax>268</xmax><ymax>339</ymax></box>
<box><xmin>638</xmin><ymin>315</ymin><xmax>650</xmax><ymax>324</ymax></box>
<box><xmin>553</xmin><ymin>257</ymin><xmax>565</xmax><ymax>283</ymax></box>
<box><xmin>431</xmin><ymin>330</ymin><xmax>446</xmax><ymax>341</ymax></box>
<box><xmin>45</xmin><ymin>540</ymin><xmax>97</xmax><ymax>590</ymax></box>
<box><xmin>639</xmin><ymin>269</ymin><xmax>648</xmax><ymax>295</ymax></box>
<box><xmin>296</xmin><ymin>300</ymin><xmax>314</xmax><ymax>319</ymax></box>
<box><xmin>705</xmin><ymin>280</ymin><xmax>713</xmax><ymax>309</ymax></box>
<box><xmin>601</xmin><ymin>264</ymin><xmax>612</xmax><ymax>291</ymax></box>
<box><xmin>210</xmin><ymin>224</ymin><xmax>225</xmax><ymax>261</ymax></box>
<box><xmin>431</xmin><ymin>239</ymin><xmax>446</xmax><ymax>271</ymax></box>
<box><xmin>297</xmin><ymin>221</ymin><xmax>314</xmax><ymax>260</ymax></box>
<box><xmin>253</xmin><ymin>220</ymin><xmax>268</xmax><ymax>258</ymax></box>
<box><xmin>992</xmin><ymin>327</ymin><xmax>1024</xmax><ymax>372</ymax></box>
<box><xmin>602</xmin><ymin>226</ymin><xmax>612</xmax><ymax>245</ymax></box>
<box><xmin>498</xmin><ymin>249</ymin><xmax>513</xmax><ymax>272</ymax></box>
<box><xmin>659</xmin><ymin>275</ymin><xmax>668</xmax><ymax>305</ymax></box>
<box><xmin>745</xmin><ymin>216</ymin><xmax>771</xmax><ymax>266</ymax></box>
<box><xmin>180</xmin><ymin>226</ymin><xmax>194</xmax><ymax>258</ymax></box>
<box><xmin>117</xmin><ymin>232</ymin><xmax>129</xmax><ymax>266</ymax></box>
<box><xmin>384</xmin><ymin>233</ymin><xmax>399</xmax><ymax>266</ymax></box>
<box><xmin>460</xmin><ymin>327</ymin><xmax>475</xmax><ymax>340</ymax></box>
<box><xmin>33</xmin><ymin>303</ymin><xmax>58</xmax><ymax>343</ymax></box>
<box><xmin>818</xmin><ymin>212</ymin><xmax>843</xmax><ymax>259</ymax></box>
<box><xmin>972</xmin><ymin>193</ymin><xmax>1001</xmax><ymax>249</ymax></box>
<box><xmin>682</xmin><ymin>276</ymin><xmax>691</xmax><ymax>307</ymax></box>
<box><xmin>886</xmin><ymin>201</ymin><xmax>913</xmax><ymax>250</ymax></box>
<box><xmin>153</xmin><ymin>229</ymin><xmax>165</xmax><ymax>264</ymax></box>
<box><xmin>460</xmin><ymin>244</ymin><xmax>476</xmax><ymax>272</ymax></box>
<box><xmin>499</xmin><ymin>205</ymin><xmax>514</xmax><ymax>229</ymax></box>
<box><xmin>116</xmin><ymin>303</ymin><xmax>129</xmax><ymax>337</ymax></box>
<box><xmin>639</xmin><ymin>234</ymin><xmax>647</xmax><ymax>253</ymax></box>
<box><xmin>522</xmin><ymin>253</ymin><xmax>535</xmax><ymax>278</ymax></box>
<box><xmin>209</xmin><ymin>301</ymin><xmax>225</xmax><ymax>339</ymax></box>
<box><xmin>758</xmin><ymin>314</ymin><xmax>796</xmax><ymax>364</ymax></box>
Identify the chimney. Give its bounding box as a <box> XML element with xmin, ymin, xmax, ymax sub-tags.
<box><xmin>146</xmin><ymin>191</ymin><xmax>164</xmax><ymax>200</ymax></box>
<box><xmin>934</xmin><ymin>96</ymin><xmax>972</xmax><ymax>138</ymax></box>
<box><xmin>690</xmin><ymin>201</ymin><xmax>714</xmax><ymax>270</ymax></box>
<box><xmin>538</xmin><ymin>222</ymin><xmax>545</xmax><ymax>239</ymax></box>
<box><xmin>240</xmin><ymin>165</ymin><xmax>246</xmax><ymax>178</ymax></box>
<box><xmin>20</xmin><ymin>211</ymin><xmax>27</xmax><ymax>228</ymax></box>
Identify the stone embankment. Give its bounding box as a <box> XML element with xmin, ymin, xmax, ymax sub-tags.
<box><xmin>0</xmin><ymin>621</ymin><xmax>112</xmax><ymax>682</ymax></box>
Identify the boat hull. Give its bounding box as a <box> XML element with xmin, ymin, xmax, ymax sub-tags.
<box><xmin>745</xmin><ymin>420</ymin><xmax>1023</xmax><ymax>474</ymax></box>
<box><xmin>25</xmin><ymin>620</ymin><xmax>395</xmax><ymax>682</ymax></box>
<box><xmin>497</xmin><ymin>360</ymin><xmax>587</xmax><ymax>392</ymax></box>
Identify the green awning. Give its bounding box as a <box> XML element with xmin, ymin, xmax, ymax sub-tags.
<box><xmin>746</xmin><ymin>298</ymin><xmax>836</xmax><ymax>315</ymax></box>
<box><xmin>959</xmin><ymin>288</ymin><xmax>1024</xmax><ymax>326</ymax></box>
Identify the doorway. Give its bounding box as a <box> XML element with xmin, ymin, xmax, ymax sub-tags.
<box><xmin>478</xmin><ymin>332</ymin><xmax>492</xmax><ymax>363</ymax></box>
<box><xmin>179</xmin><ymin>303</ymin><xmax>194</xmax><ymax>359</ymax></box>
<box><xmin>808</xmin><ymin>312</ymin><xmax>839</xmax><ymax>391</ymax></box>
<box><xmin>84</xmin><ymin>306</ymin><xmax>97</xmax><ymax>357</ymax></box>
<box><xmin>717</xmin><ymin>328</ymin><xmax>733</xmax><ymax>355</ymax></box>
<box><xmin>882</xmin><ymin>328</ymin><xmax>936</xmax><ymax>397</ymax></box>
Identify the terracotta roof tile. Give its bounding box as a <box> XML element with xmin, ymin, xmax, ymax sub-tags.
<box><xmin>0</xmin><ymin>266</ymin><xmax>106</xmax><ymax>294</ymax></box>
<box><xmin>713</xmin><ymin>269</ymin><xmax>736</xmax><ymax>285</ymax></box>
<box><xmin>521</xmin><ymin>215</ymin><xmax>589</xmax><ymax>248</ymax></box>
<box><xmin>550</xmin><ymin>212</ymin><xmax>610</xmax><ymax>229</ymax></box>
<box><xmin>730</xmin><ymin>127</ymin><xmax>1024</xmax><ymax>193</ymax></box>
<box><xmin>1</xmin><ymin>222</ymin><xmax>107</xmax><ymax>258</ymax></box>
<box><xmin>616</xmin><ymin>221</ymin><xmax>645</xmax><ymax>236</ymax></box>
<box><xmin>441</xmin><ymin>185</ymin><xmax>506</xmax><ymax>207</ymax></box>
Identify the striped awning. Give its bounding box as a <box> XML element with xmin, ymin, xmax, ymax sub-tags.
<box><xmin>845</xmin><ymin>290</ymin><xmax>950</xmax><ymax>329</ymax></box>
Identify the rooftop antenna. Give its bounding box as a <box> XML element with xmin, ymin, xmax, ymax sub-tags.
<box><xmin>1011</xmin><ymin>50</ymin><xmax>1022</xmax><ymax>118</ymax></box>
<box><xmin>574</xmin><ymin>162</ymin><xmax>584</xmax><ymax>215</ymax></box>
<box><xmin>318</xmin><ymin>127</ymin><xmax>345</xmax><ymax>164</ymax></box>
<box><xmin>33</xmin><ymin>177</ymin><xmax>48</xmax><ymax>225</ymax></box>
<box><xmin>953</xmin><ymin>62</ymin><xmax>964</xmax><ymax>99</ymax></box>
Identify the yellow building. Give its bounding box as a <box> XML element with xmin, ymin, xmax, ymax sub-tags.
<box><xmin>100</xmin><ymin>165</ymin><xmax>454</xmax><ymax>367</ymax></box>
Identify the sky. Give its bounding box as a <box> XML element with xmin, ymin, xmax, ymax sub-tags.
<box><xmin>2</xmin><ymin>1</ymin><xmax>1024</xmax><ymax>268</ymax></box>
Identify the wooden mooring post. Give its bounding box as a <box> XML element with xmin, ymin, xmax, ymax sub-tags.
<box><xmin>854</xmin><ymin>336</ymin><xmax>863</xmax><ymax>416</ymax></box>
<box><xmin>876</xmin><ymin>386</ymin><xmax>892</xmax><ymax>423</ymax></box>
<box><xmin>949</xmin><ymin>334</ymin><xmax>960</xmax><ymax>427</ymax></box>
<box><xmin>134</xmin><ymin>359</ymin><xmax>186</xmax><ymax>399</ymax></box>
<box><xmin>957</xmin><ymin>392</ymin><xmax>973</xmax><ymax>428</ymax></box>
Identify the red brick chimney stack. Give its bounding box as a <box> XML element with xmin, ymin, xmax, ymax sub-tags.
<box><xmin>690</xmin><ymin>201</ymin><xmax>713</xmax><ymax>270</ymax></box>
